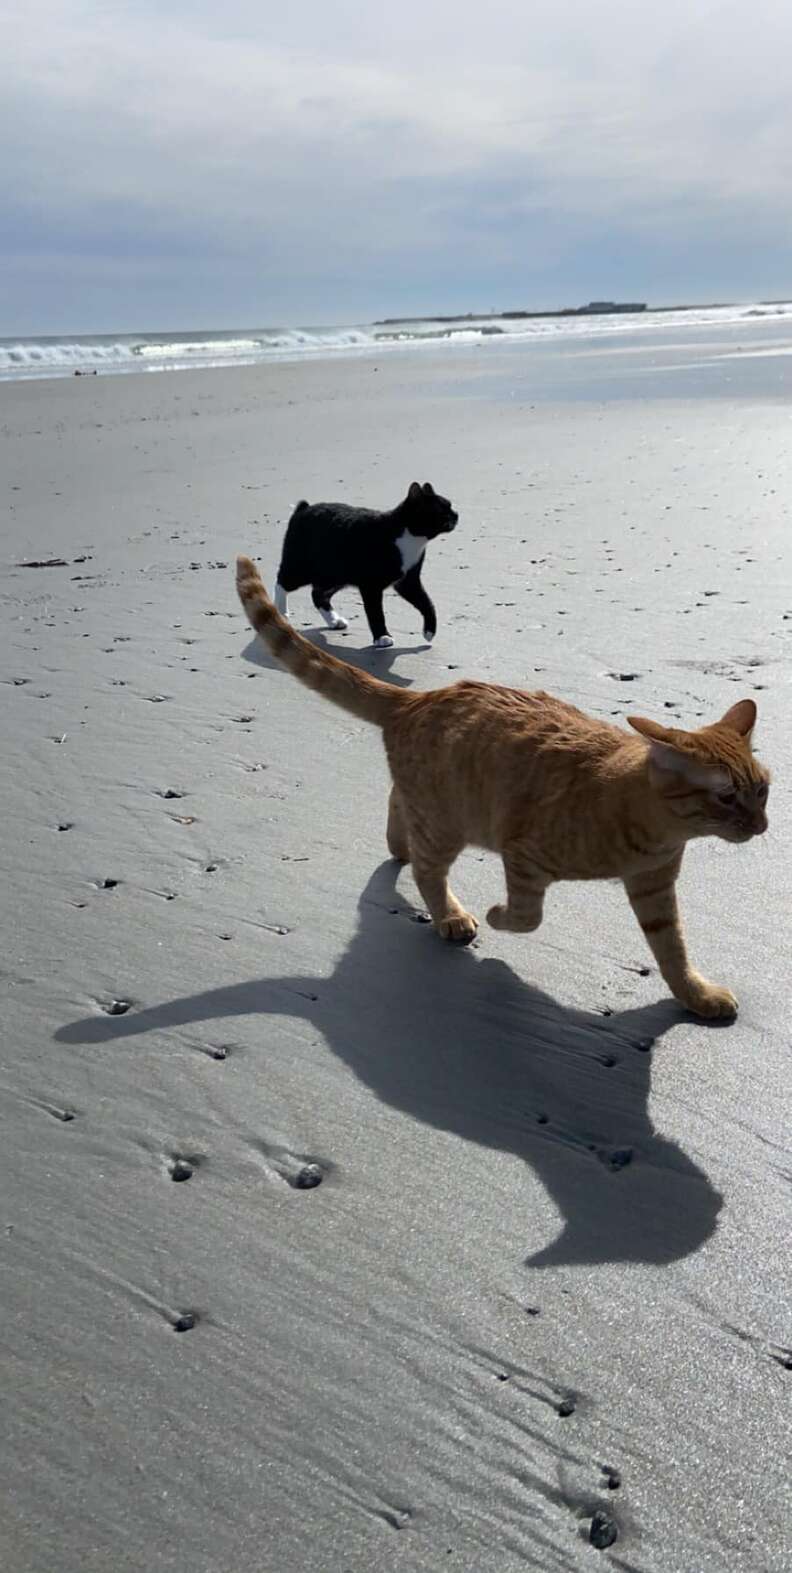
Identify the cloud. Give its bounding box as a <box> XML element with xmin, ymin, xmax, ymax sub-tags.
<box><xmin>2</xmin><ymin>0</ymin><xmax>791</xmax><ymax>329</ymax></box>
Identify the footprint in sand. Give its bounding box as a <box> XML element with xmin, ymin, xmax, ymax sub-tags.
<box><xmin>251</xmin><ymin>1139</ymin><xmax>328</xmax><ymax>1190</ymax></box>
<box><xmin>589</xmin><ymin>1509</ymin><xmax>618</xmax><ymax>1549</ymax></box>
<box><xmin>171</xmin><ymin>1311</ymin><xmax>198</xmax><ymax>1333</ymax></box>
<box><xmin>166</xmin><ymin>1153</ymin><xmax>204</xmax><ymax>1182</ymax></box>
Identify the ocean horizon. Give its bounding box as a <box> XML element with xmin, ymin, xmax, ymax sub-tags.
<box><xmin>3</xmin><ymin>298</ymin><xmax>792</xmax><ymax>383</ymax></box>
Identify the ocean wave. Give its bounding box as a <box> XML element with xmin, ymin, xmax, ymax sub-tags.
<box><xmin>3</xmin><ymin>300</ymin><xmax>792</xmax><ymax>382</ymax></box>
<box><xmin>0</xmin><ymin>340</ymin><xmax>137</xmax><ymax>370</ymax></box>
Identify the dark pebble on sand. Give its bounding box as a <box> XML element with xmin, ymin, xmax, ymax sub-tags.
<box><xmin>607</xmin><ymin>1148</ymin><xmax>633</xmax><ymax>1170</ymax></box>
<box><xmin>557</xmin><ymin>1397</ymin><xmax>576</xmax><ymax>1417</ymax></box>
<box><xmin>98</xmin><ymin>878</ymin><xmax>119</xmax><ymax>889</ymax></box>
<box><xmin>209</xmin><ymin>1045</ymin><xmax>228</xmax><ymax>1060</ymax></box>
<box><xmin>104</xmin><ymin>999</ymin><xmax>131</xmax><ymax>1015</ymax></box>
<box><xmin>411</xmin><ymin>912</ymin><xmax>432</xmax><ymax>924</ymax></box>
<box><xmin>604</xmin><ymin>1469</ymin><xmax>621</xmax><ymax>1490</ymax></box>
<box><xmin>589</xmin><ymin>1510</ymin><xmax>618</xmax><ymax>1549</ymax></box>
<box><xmin>294</xmin><ymin>1163</ymin><xmax>323</xmax><ymax>1189</ymax></box>
<box><xmin>170</xmin><ymin>1159</ymin><xmax>193</xmax><ymax>1182</ymax></box>
<box><xmin>172</xmin><ymin>1312</ymin><xmax>197</xmax><ymax>1333</ymax></box>
<box><xmin>16</xmin><ymin>557</ymin><xmax>69</xmax><ymax>568</ymax></box>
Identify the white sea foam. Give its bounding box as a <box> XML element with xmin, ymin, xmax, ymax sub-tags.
<box><xmin>135</xmin><ymin>337</ymin><xmax>264</xmax><ymax>359</ymax></box>
<box><xmin>3</xmin><ymin>301</ymin><xmax>792</xmax><ymax>382</ymax></box>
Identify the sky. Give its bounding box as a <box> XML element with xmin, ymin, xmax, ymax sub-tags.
<box><xmin>2</xmin><ymin>0</ymin><xmax>791</xmax><ymax>334</ymax></box>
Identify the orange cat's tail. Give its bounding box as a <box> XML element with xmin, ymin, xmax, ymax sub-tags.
<box><xmin>236</xmin><ymin>556</ymin><xmax>407</xmax><ymax>727</ymax></box>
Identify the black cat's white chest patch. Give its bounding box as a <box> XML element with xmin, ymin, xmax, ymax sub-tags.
<box><xmin>395</xmin><ymin>530</ymin><xmax>427</xmax><ymax>576</ymax></box>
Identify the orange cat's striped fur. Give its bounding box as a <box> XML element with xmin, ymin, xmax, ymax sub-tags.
<box><xmin>237</xmin><ymin>556</ymin><xmax>769</xmax><ymax>1020</ymax></box>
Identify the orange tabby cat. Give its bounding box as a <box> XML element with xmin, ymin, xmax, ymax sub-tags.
<box><xmin>237</xmin><ymin>556</ymin><xmax>769</xmax><ymax>1019</ymax></box>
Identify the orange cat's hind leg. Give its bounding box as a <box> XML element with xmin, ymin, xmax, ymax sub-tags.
<box><xmin>487</xmin><ymin>847</ymin><xmax>550</xmax><ymax>933</ymax></box>
<box><xmin>408</xmin><ymin>830</ymin><xmax>478</xmax><ymax>946</ymax></box>
<box><xmin>386</xmin><ymin>787</ymin><xmax>410</xmax><ymax>862</ymax></box>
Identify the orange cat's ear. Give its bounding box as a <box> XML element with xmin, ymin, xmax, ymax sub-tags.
<box><xmin>718</xmin><ymin>699</ymin><xmax>756</xmax><ymax>738</ymax></box>
<box><xmin>628</xmin><ymin>715</ymin><xmax>730</xmax><ymax>789</ymax></box>
<box><xmin>627</xmin><ymin>715</ymin><xmax>673</xmax><ymax>743</ymax></box>
<box><xmin>408</xmin><ymin>481</ymin><xmax>422</xmax><ymax>500</ymax></box>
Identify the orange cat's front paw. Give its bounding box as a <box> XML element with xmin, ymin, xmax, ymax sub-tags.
<box><xmin>680</xmin><ymin>977</ymin><xmax>739</xmax><ymax>1020</ymax></box>
<box><xmin>437</xmin><ymin>912</ymin><xmax>478</xmax><ymax>945</ymax></box>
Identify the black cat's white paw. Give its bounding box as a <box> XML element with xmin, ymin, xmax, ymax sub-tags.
<box><xmin>320</xmin><ymin>609</ymin><xmax>347</xmax><ymax>631</ymax></box>
<box><xmin>423</xmin><ymin>628</ymin><xmax>435</xmax><ymax>643</ymax></box>
<box><xmin>373</xmin><ymin>635</ymin><xmax>394</xmax><ymax>649</ymax></box>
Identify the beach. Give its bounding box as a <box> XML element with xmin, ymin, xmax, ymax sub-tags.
<box><xmin>2</xmin><ymin>338</ymin><xmax>790</xmax><ymax>1572</ymax></box>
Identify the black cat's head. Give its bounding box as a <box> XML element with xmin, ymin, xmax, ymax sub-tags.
<box><xmin>404</xmin><ymin>481</ymin><xmax>458</xmax><ymax>538</ymax></box>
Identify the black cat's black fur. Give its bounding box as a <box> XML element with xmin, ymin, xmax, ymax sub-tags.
<box><xmin>274</xmin><ymin>481</ymin><xmax>458</xmax><ymax>647</ymax></box>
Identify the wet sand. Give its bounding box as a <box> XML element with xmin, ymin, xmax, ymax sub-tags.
<box><xmin>1</xmin><ymin>347</ymin><xmax>790</xmax><ymax>1571</ymax></box>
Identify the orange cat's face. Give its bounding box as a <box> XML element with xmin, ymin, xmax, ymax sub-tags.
<box><xmin>665</xmin><ymin>767</ymin><xmax>770</xmax><ymax>844</ymax></box>
<box><xmin>629</xmin><ymin>698</ymin><xmax>770</xmax><ymax>844</ymax></box>
<box><xmin>704</xmin><ymin>770</ymin><xmax>769</xmax><ymax>842</ymax></box>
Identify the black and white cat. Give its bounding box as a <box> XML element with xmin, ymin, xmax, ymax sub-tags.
<box><xmin>274</xmin><ymin>481</ymin><xmax>458</xmax><ymax>648</ymax></box>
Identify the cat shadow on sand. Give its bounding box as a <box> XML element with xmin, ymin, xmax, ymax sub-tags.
<box><xmin>55</xmin><ymin>861</ymin><xmax>723</xmax><ymax>1270</ymax></box>
<box><xmin>242</xmin><ymin>632</ymin><xmax>418</xmax><ymax>689</ymax></box>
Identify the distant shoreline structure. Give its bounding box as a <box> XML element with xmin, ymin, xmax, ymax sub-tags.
<box><xmin>373</xmin><ymin>300</ymin><xmax>736</xmax><ymax>325</ymax></box>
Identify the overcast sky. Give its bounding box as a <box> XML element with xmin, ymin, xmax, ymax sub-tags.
<box><xmin>2</xmin><ymin>0</ymin><xmax>791</xmax><ymax>334</ymax></box>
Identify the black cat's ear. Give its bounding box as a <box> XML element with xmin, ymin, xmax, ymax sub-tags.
<box><xmin>422</xmin><ymin>482</ymin><xmax>435</xmax><ymax>494</ymax></box>
<box><xmin>408</xmin><ymin>481</ymin><xmax>422</xmax><ymax>500</ymax></box>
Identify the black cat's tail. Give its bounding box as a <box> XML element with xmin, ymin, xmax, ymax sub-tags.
<box><xmin>236</xmin><ymin>556</ymin><xmax>407</xmax><ymax>727</ymax></box>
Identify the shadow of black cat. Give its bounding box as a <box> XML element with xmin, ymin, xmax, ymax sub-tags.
<box><xmin>242</xmin><ymin>632</ymin><xmax>419</xmax><ymax>689</ymax></box>
<box><xmin>55</xmin><ymin>861</ymin><xmax>722</xmax><ymax>1269</ymax></box>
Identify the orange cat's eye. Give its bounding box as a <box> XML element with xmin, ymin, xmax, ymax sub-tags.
<box><xmin>717</xmin><ymin>789</ymin><xmax>737</xmax><ymax>805</ymax></box>
<box><xmin>757</xmin><ymin>783</ymin><xmax>769</xmax><ymax>802</ymax></box>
